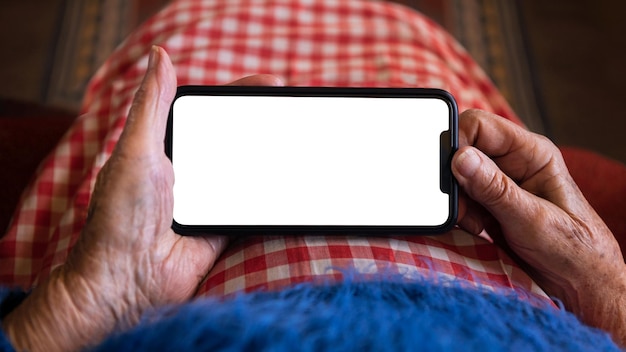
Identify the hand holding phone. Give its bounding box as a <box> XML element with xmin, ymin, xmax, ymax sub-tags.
<box><xmin>166</xmin><ymin>86</ymin><xmax>458</xmax><ymax>235</ymax></box>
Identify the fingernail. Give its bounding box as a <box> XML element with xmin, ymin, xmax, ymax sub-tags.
<box><xmin>147</xmin><ymin>45</ymin><xmax>159</xmax><ymax>70</ymax></box>
<box><xmin>455</xmin><ymin>148</ymin><xmax>481</xmax><ymax>178</ymax></box>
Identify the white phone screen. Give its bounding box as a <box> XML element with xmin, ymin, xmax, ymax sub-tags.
<box><xmin>170</xmin><ymin>91</ymin><xmax>454</xmax><ymax>228</ymax></box>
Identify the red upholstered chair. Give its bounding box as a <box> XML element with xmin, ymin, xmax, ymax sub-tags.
<box><xmin>0</xmin><ymin>104</ymin><xmax>75</xmax><ymax>234</ymax></box>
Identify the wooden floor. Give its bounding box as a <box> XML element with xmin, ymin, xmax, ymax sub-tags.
<box><xmin>0</xmin><ymin>0</ymin><xmax>625</xmax><ymax>164</ymax></box>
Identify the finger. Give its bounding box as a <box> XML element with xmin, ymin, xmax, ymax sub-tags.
<box><xmin>452</xmin><ymin>146</ymin><xmax>551</xmax><ymax>236</ymax></box>
<box><xmin>459</xmin><ymin>109</ymin><xmax>557</xmax><ymax>183</ymax></box>
<box><xmin>184</xmin><ymin>233</ymin><xmax>229</xmax><ymax>267</ymax></box>
<box><xmin>456</xmin><ymin>191</ymin><xmax>487</xmax><ymax>235</ymax></box>
<box><xmin>117</xmin><ymin>45</ymin><xmax>177</xmax><ymax>156</ymax></box>
<box><xmin>227</xmin><ymin>74</ymin><xmax>284</xmax><ymax>86</ymax></box>
<box><xmin>458</xmin><ymin>109</ymin><xmax>585</xmax><ymax>212</ymax></box>
<box><xmin>177</xmin><ymin>233</ymin><xmax>229</xmax><ymax>289</ymax></box>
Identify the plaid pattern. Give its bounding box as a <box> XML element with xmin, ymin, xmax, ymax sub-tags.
<box><xmin>0</xmin><ymin>0</ymin><xmax>547</xmax><ymax>303</ymax></box>
<box><xmin>200</xmin><ymin>232</ymin><xmax>548</xmax><ymax>302</ymax></box>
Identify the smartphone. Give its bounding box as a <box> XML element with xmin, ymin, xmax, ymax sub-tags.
<box><xmin>166</xmin><ymin>86</ymin><xmax>458</xmax><ymax>235</ymax></box>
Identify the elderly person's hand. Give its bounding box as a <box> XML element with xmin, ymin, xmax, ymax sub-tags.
<box><xmin>452</xmin><ymin>109</ymin><xmax>626</xmax><ymax>345</ymax></box>
<box><xmin>3</xmin><ymin>46</ymin><xmax>282</xmax><ymax>351</ymax></box>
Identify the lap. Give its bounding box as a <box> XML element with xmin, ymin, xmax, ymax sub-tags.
<box><xmin>199</xmin><ymin>232</ymin><xmax>551</xmax><ymax>306</ymax></box>
<box><xmin>0</xmin><ymin>0</ymin><xmax>531</xmax><ymax>298</ymax></box>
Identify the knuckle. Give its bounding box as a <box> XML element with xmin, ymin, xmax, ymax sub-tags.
<box><xmin>534</xmin><ymin>134</ymin><xmax>560</xmax><ymax>157</ymax></box>
<box><xmin>459</xmin><ymin>109</ymin><xmax>483</xmax><ymax>128</ymax></box>
<box><xmin>534</xmin><ymin>133</ymin><xmax>553</xmax><ymax>146</ymax></box>
<box><xmin>481</xmin><ymin>170</ymin><xmax>518</xmax><ymax>207</ymax></box>
<box><xmin>461</xmin><ymin>108</ymin><xmax>485</xmax><ymax>119</ymax></box>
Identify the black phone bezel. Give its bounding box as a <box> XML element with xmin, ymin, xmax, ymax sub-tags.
<box><xmin>166</xmin><ymin>86</ymin><xmax>458</xmax><ymax>236</ymax></box>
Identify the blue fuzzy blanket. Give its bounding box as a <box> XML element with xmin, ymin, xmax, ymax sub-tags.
<box><xmin>92</xmin><ymin>278</ymin><xmax>620</xmax><ymax>351</ymax></box>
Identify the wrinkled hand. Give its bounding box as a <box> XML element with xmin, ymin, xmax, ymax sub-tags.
<box><xmin>4</xmin><ymin>46</ymin><xmax>283</xmax><ymax>351</ymax></box>
<box><xmin>66</xmin><ymin>46</ymin><xmax>226</xmax><ymax>325</ymax></box>
<box><xmin>452</xmin><ymin>109</ymin><xmax>626</xmax><ymax>343</ymax></box>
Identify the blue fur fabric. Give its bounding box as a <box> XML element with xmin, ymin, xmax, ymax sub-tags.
<box><xmin>92</xmin><ymin>279</ymin><xmax>620</xmax><ymax>351</ymax></box>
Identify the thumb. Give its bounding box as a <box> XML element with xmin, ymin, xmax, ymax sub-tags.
<box><xmin>452</xmin><ymin>146</ymin><xmax>543</xmax><ymax>234</ymax></box>
<box><xmin>117</xmin><ymin>45</ymin><xmax>177</xmax><ymax>156</ymax></box>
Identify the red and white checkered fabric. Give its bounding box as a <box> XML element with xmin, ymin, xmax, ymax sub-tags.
<box><xmin>0</xmin><ymin>0</ymin><xmax>548</xmax><ymax>303</ymax></box>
